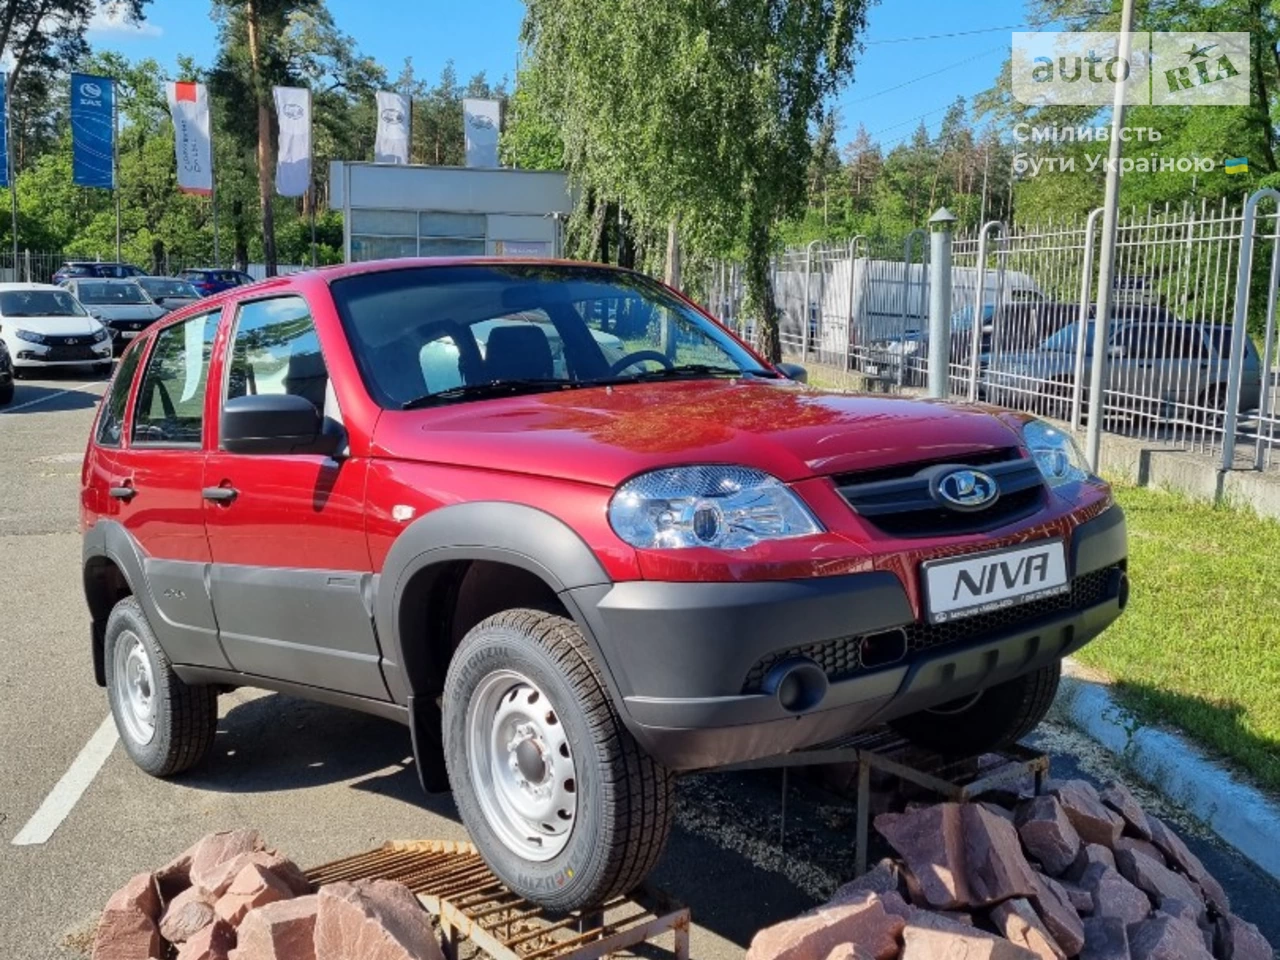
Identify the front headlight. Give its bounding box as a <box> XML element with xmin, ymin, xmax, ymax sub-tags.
<box><xmin>91</xmin><ymin>326</ymin><xmax>110</xmax><ymax>343</ymax></box>
<box><xmin>13</xmin><ymin>329</ymin><xmax>47</xmax><ymax>344</ymax></box>
<box><xmin>608</xmin><ymin>466</ymin><xmax>822</xmax><ymax>550</ymax></box>
<box><xmin>1022</xmin><ymin>419</ymin><xmax>1090</xmax><ymax>486</ymax></box>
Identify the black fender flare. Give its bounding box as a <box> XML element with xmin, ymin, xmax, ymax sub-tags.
<box><xmin>374</xmin><ymin>502</ymin><xmax>618</xmax><ymax>793</ymax></box>
<box><xmin>82</xmin><ymin>520</ymin><xmax>155</xmax><ymax>685</ymax></box>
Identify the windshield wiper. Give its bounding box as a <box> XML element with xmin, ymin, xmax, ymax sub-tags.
<box><xmin>596</xmin><ymin>363</ymin><xmax>766</xmax><ymax>384</ymax></box>
<box><xmin>402</xmin><ymin>379</ymin><xmax>573</xmax><ymax>410</ymax></box>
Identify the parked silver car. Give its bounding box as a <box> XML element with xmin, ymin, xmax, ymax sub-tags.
<box><xmin>136</xmin><ymin>277</ymin><xmax>202</xmax><ymax>313</ymax></box>
<box><xmin>60</xmin><ymin>278</ymin><xmax>168</xmax><ymax>353</ymax></box>
<box><xmin>984</xmin><ymin>313</ymin><xmax>1263</xmax><ymax>420</ymax></box>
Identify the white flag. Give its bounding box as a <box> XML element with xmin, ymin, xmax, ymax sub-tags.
<box><xmin>273</xmin><ymin>86</ymin><xmax>311</xmax><ymax>197</ymax></box>
<box><xmin>463</xmin><ymin>98</ymin><xmax>501</xmax><ymax>168</ymax></box>
<box><xmin>374</xmin><ymin>91</ymin><xmax>411</xmax><ymax>165</ymax></box>
<box><xmin>166</xmin><ymin>81</ymin><xmax>213</xmax><ymax>195</ymax></box>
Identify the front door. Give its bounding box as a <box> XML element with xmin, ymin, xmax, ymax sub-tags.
<box><xmin>100</xmin><ymin>311</ymin><xmax>228</xmax><ymax>669</ymax></box>
<box><xmin>202</xmin><ymin>294</ymin><xmax>385</xmax><ymax>700</ymax></box>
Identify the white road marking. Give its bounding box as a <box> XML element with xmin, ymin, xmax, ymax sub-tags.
<box><xmin>0</xmin><ymin>380</ymin><xmax>100</xmax><ymax>416</ymax></box>
<box><xmin>11</xmin><ymin>715</ymin><xmax>118</xmax><ymax>846</ymax></box>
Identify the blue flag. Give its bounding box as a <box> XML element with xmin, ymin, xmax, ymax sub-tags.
<box><xmin>71</xmin><ymin>73</ymin><xmax>115</xmax><ymax>189</ymax></box>
<box><xmin>0</xmin><ymin>75</ymin><xmax>9</xmax><ymax>189</ymax></box>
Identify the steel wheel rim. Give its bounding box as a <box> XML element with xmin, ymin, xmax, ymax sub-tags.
<box><xmin>467</xmin><ymin>669</ymin><xmax>577</xmax><ymax>862</ymax></box>
<box><xmin>113</xmin><ymin>631</ymin><xmax>157</xmax><ymax>745</ymax></box>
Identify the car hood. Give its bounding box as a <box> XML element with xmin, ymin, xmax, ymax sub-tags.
<box><xmin>0</xmin><ymin>314</ymin><xmax>102</xmax><ymax>336</ymax></box>
<box><xmin>85</xmin><ymin>303</ymin><xmax>167</xmax><ymax>320</ymax></box>
<box><xmin>373</xmin><ymin>379</ymin><xmax>1026</xmax><ymax>487</ymax></box>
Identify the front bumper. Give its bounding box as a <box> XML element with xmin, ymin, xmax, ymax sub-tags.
<box><xmin>571</xmin><ymin>505</ymin><xmax>1127</xmax><ymax>771</ymax></box>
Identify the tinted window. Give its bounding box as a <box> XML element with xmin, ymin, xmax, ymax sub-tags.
<box><xmin>132</xmin><ymin>312</ymin><xmax>219</xmax><ymax>445</ymax></box>
<box><xmin>95</xmin><ymin>345</ymin><xmax>145</xmax><ymax>447</ymax></box>
<box><xmin>0</xmin><ymin>289</ymin><xmax>86</xmax><ymax>317</ymax></box>
<box><xmin>139</xmin><ymin>278</ymin><xmax>199</xmax><ymax>299</ymax></box>
<box><xmin>77</xmin><ymin>281</ymin><xmax>150</xmax><ymax>305</ymax></box>
<box><xmin>226</xmin><ymin>297</ymin><xmax>327</xmax><ymax>412</ymax></box>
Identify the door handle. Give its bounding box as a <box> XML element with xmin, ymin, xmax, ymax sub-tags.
<box><xmin>202</xmin><ymin>486</ymin><xmax>238</xmax><ymax>503</ymax></box>
<box><xmin>108</xmin><ymin>484</ymin><xmax>136</xmax><ymax>501</ymax></box>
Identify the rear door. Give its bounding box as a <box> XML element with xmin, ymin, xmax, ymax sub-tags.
<box><xmin>99</xmin><ymin>310</ymin><xmax>229</xmax><ymax>669</ymax></box>
<box><xmin>202</xmin><ymin>294</ymin><xmax>384</xmax><ymax>699</ymax></box>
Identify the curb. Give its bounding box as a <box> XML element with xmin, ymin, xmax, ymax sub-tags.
<box><xmin>1051</xmin><ymin>660</ymin><xmax>1280</xmax><ymax>885</ymax></box>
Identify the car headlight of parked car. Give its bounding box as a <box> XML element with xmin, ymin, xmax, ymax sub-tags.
<box><xmin>13</xmin><ymin>329</ymin><xmax>47</xmax><ymax>345</ymax></box>
<box><xmin>608</xmin><ymin>465</ymin><xmax>822</xmax><ymax>550</ymax></box>
<box><xmin>91</xmin><ymin>326</ymin><xmax>111</xmax><ymax>343</ymax></box>
<box><xmin>1022</xmin><ymin>419</ymin><xmax>1090</xmax><ymax>487</ymax></box>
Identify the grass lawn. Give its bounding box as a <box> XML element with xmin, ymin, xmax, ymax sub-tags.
<box><xmin>1077</xmin><ymin>483</ymin><xmax>1280</xmax><ymax>792</ymax></box>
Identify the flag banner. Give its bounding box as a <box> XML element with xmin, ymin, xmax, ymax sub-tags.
<box><xmin>71</xmin><ymin>73</ymin><xmax>115</xmax><ymax>189</ymax></box>
<box><xmin>463</xmin><ymin>98</ymin><xmax>501</xmax><ymax>168</ymax></box>
<box><xmin>273</xmin><ymin>86</ymin><xmax>311</xmax><ymax>197</ymax></box>
<box><xmin>166</xmin><ymin>81</ymin><xmax>213</xmax><ymax>196</ymax></box>
<box><xmin>374</xmin><ymin>91</ymin><xmax>410</xmax><ymax>164</ymax></box>
<box><xmin>0</xmin><ymin>74</ymin><xmax>9</xmax><ymax>189</ymax></box>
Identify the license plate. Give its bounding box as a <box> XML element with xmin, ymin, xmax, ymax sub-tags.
<box><xmin>121</xmin><ymin>331</ymin><xmax>137</xmax><ymax>339</ymax></box>
<box><xmin>923</xmin><ymin>540</ymin><xmax>1069</xmax><ymax>623</ymax></box>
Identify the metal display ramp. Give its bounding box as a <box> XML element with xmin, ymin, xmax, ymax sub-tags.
<box><xmin>307</xmin><ymin>840</ymin><xmax>690</xmax><ymax>960</ymax></box>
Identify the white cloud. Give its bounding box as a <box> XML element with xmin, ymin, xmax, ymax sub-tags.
<box><xmin>87</xmin><ymin>4</ymin><xmax>163</xmax><ymax>38</ymax></box>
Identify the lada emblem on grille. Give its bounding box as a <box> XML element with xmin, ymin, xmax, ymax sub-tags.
<box><xmin>937</xmin><ymin>469</ymin><xmax>999</xmax><ymax>510</ymax></box>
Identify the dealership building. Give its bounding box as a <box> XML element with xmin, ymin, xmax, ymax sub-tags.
<box><xmin>330</xmin><ymin>161</ymin><xmax>573</xmax><ymax>262</ymax></box>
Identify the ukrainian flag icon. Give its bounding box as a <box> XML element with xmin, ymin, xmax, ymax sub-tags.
<box><xmin>1225</xmin><ymin>157</ymin><xmax>1249</xmax><ymax>174</ymax></box>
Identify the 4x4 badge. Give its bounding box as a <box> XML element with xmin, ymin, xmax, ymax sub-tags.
<box><xmin>937</xmin><ymin>469</ymin><xmax>999</xmax><ymax>510</ymax></box>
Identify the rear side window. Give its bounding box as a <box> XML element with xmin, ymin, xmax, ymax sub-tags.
<box><xmin>95</xmin><ymin>345</ymin><xmax>145</xmax><ymax>447</ymax></box>
<box><xmin>132</xmin><ymin>311</ymin><xmax>219</xmax><ymax>446</ymax></box>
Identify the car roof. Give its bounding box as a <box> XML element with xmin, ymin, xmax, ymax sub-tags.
<box><xmin>71</xmin><ymin>277</ymin><xmax>143</xmax><ymax>285</ymax></box>
<box><xmin>0</xmin><ymin>282</ymin><xmax>67</xmax><ymax>292</ymax></box>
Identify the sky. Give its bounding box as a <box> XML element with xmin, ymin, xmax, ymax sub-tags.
<box><xmin>89</xmin><ymin>0</ymin><xmax>1026</xmax><ymax>152</ymax></box>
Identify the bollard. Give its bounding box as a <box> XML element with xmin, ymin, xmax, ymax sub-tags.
<box><xmin>927</xmin><ymin>208</ymin><xmax>957</xmax><ymax>399</ymax></box>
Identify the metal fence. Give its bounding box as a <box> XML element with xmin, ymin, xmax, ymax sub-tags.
<box><xmin>710</xmin><ymin>194</ymin><xmax>1280</xmax><ymax>475</ymax></box>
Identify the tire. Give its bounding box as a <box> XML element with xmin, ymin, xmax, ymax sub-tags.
<box><xmin>104</xmin><ymin>596</ymin><xmax>218</xmax><ymax>776</ymax></box>
<box><xmin>93</xmin><ymin>361</ymin><xmax>113</xmax><ymax>377</ymax></box>
<box><xmin>888</xmin><ymin>661</ymin><xmax>1061</xmax><ymax>757</ymax></box>
<box><xmin>443</xmin><ymin>609</ymin><xmax>673</xmax><ymax>911</ymax></box>
<box><xmin>0</xmin><ymin>379</ymin><xmax>12</xmax><ymax>406</ymax></box>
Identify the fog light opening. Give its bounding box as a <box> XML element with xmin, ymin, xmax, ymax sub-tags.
<box><xmin>762</xmin><ymin>658</ymin><xmax>829</xmax><ymax>714</ymax></box>
<box><xmin>860</xmin><ymin>629</ymin><xmax>907</xmax><ymax>669</ymax></box>
<box><xmin>1109</xmin><ymin>569</ymin><xmax>1130</xmax><ymax>611</ymax></box>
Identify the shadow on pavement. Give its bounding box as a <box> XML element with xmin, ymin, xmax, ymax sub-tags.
<box><xmin>4</xmin><ymin>376</ymin><xmax>109</xmax><ymax>414</ymax></box>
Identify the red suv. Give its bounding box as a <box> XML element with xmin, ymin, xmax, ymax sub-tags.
<box><xmin>81</xmin><ymin>260</ymin><xmax>1127</xmax><ymax>910</ymax></box>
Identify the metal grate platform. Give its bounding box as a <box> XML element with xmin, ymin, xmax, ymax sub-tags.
<box><xmin>307</xmin><ymin>840</ymin><xmax>690</xmax><ymax>960</ymax></box>
<box><xmin>716</xmin><ymin>725</ymin><xmax>1050</xmax><ymax>875</ymax></box>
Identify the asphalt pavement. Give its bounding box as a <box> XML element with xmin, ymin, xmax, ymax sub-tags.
<box><xmin>1</xmin><ymin>368</ymin><xmax>1276</xmax><ymax>960</ymax></box>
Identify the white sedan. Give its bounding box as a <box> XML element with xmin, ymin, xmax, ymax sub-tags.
<box><xmin>0</xmin><ymin>283</ymin><xmax>113</xmax><ymax>376</ymax></box>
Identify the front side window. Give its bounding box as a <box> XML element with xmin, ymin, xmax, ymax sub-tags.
<box><xmin>330</xmin><ymin>265</ymin><xmax>771</xmax><ymax>409</ymax></box>
<box><xmin>77</xmin><ymin>281</ymin><xmax>150</xmax><ymax>305</ymax></box>
<box><xmin>226</xmin><ymin>296</ymin><xmax>328</xmax><ymax>412</ymax></box>
<box><xmin>0</xmin><ymin>289</ymin><xmax>86</xmax><ymax>317</ymax></box>
<box><xmin>95</xmin><ymin>344</ymin><xmax>146</xmax><ymax>447</ymax></box>
<box><xmin>132</xmin><ymin>312</ymin><xmax>219</xmax><ymax>445</ymax></box>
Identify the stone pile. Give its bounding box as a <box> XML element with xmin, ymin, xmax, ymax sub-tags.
<box><xmin>748</xmin><ymin>779</ymin><xmax>1273</xmax><ymax>960</ymax></box>
<box><xmin>91</xmin><ymin>830</ymin><xmax>444</xmax><ymax>960</ymax></box>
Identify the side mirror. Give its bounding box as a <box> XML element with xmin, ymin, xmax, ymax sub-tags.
<box><xmin>221</xmin><ymin>393</ymin><xmax>341</xmax><ymax>456</ymax></box>
<box><xmin>776</xmin><ymin>361</ymin><xmax>809</xmax><ymax>383</ymax></box>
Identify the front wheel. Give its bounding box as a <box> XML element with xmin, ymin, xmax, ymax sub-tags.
<box><xmin>443</xmin><ymin>609</ymin><xmax>673</xmax><ymax>911</ymax></box>
<box><xmin>888</xmin><ymin>661</ymin><xmax>1061</xmax><ymax>756</ymax></box>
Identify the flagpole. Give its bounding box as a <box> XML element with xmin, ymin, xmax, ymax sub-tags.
<box><xmin>308</xmin><ymin>90</ymin><xmax>316</xmax><ymax>267</ymax></box>
<box><xmin>5</xmin><ymin>75</ymin><xmax>17</xmax><ymax>281</ymax></box>
<box><xmin>210</xmin><ymin>118</ymin><xmax>220</xmax><ymax>266</ymax></box>
<box><xmin>113</xmin><ymin>79</ymin><xmax>121</xmax><ymax>263</ymax></box>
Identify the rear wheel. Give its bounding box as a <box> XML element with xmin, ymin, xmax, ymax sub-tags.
<box><xmin>889</xmin><ymin>661</ymin><xmax>1061</xmax><ymax>756</ymax></box>
<box><xmin>104</xmin><ymin>597</ymin><xmax>218</xmax><ymax>776</ymax></box>
<box><xmin>443</xmin><ymin>609</ymin><xmax>673</xmax><ymax>911</ymax></box>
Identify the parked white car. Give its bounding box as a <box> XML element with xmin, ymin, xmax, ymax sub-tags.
<box><xmin>0</xmin><ymin>283</ymin><xmax>113</xmax><ymax>376</ymax></box>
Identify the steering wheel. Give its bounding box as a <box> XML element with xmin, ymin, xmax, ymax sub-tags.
<box><xmin>608</xmin><ymin>350</ymin><xmax>675</xmax><ymax>376</ymax></box>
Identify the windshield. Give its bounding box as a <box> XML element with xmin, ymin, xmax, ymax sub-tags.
<box><xmin>77</xmin><ymin>281</ymin><xmax>150</xmax><ymax>305</ymax></box>
<box><xmin>331</xmin><ymin>264</ymin><xmax>772</xmax><ymax>408</ymax></box>
<box><xmin>139</xmin><ymin>278</ymin><xmax>199</xmax><ymax>299</ymax></box>
<box><xmin>0</xmin><ymin>289</ymin><xmax>87</xmax><ymax>317</ymax></box>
